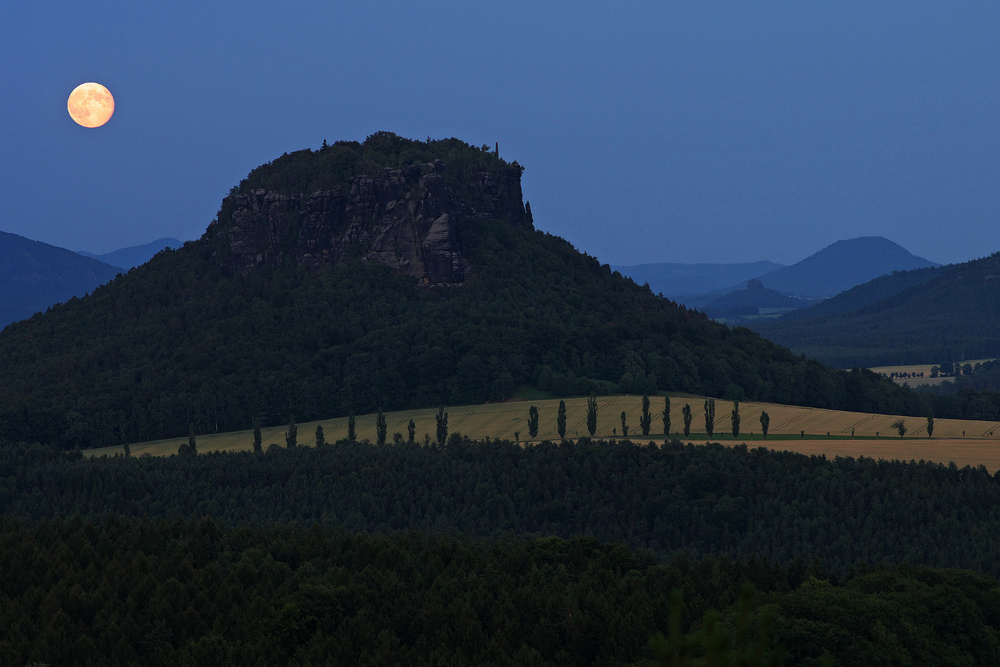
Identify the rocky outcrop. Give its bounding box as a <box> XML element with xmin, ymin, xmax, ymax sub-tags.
<box><xmin>222</xmin><ymin>160</ymin><xmax>529</xmax><ymax>285</ymax></box>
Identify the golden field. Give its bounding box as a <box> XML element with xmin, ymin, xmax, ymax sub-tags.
<box><xmin>87</xmin><ymin>394</ymin><xmax>1000</xmax><ymax>472</ymax></box>
<box><xmin>868</xmin><ymin>359</ymin><xmax>995</xmax><ymax>387</ymax></box>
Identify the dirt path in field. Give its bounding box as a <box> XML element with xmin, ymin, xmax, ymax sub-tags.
<box><xmin>750</xmin><ymin>438</ymin><xmax>1000</xmax><ymax>472</ymax></box>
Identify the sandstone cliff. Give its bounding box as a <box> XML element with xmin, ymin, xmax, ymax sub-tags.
<box><xmin>220</xmin><ymin>159</ymin><xmax>530</xmax><ymax>285</ymax></box>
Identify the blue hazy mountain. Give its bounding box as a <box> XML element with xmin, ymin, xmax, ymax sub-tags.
<box><xmin>78</xmin><ymin>237</ymin><xmax>182</xmax><ymax>270</ymax></box>
<box><xmin>738</xmin><ymin>236</ymin><xmax>939</xmax><ymax>299</ymax></box>
<box><xmin>0</xmin><ymin>231</ymin><xmax>120</xmax><ymax>328</ymax></box>
<box><xmin>612</xmin><ymin>260</ymin><xmax>786</xmax><ymax>298</ymax></box>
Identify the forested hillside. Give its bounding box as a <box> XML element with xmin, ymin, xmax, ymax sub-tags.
<box><xmin>4</xmin><ymin>438</ymin><xmax>998</xmax><ymax>578</ymax></box>
<box><xmin>2</xmin><ymin>437</ymin><xmax>999</xmax><ymax>665</ymax></box>
<box><xmin>0</xmin><ymin>134</ymin><xmax>920</xmax><ymax>449</ymax></box>
<box><xmin>4</xmin><ymin>518</ymin><xmax>996</xmax><ymax>666</ymax></box>
<box><xmin>755</xmin><ymin>252</ymin><xmax>1000</xmax><ymax>367</ymax></box>
<box><xmin>0</xmin><ymin>231</ymin><xmax>120</xmax><ymax>328</ymax></box>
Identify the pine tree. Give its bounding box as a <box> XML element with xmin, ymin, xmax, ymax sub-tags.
<box><xmin>528</xmin><ymin>405</ymin><xmax>539</xmax><ymax>440</ymax></box>
<box><xmin>557</xmin><ymin>400</ymin><xmax>567</xmax><ymax>439</ymax></box>
<box><xmin>408</xmin><ymin>419</ymin><xmax>416</xmax><ymax>443</ymax></box>
<box><xmin>376</xmin><ymin>408</ymin><xmax>387</xmax><ymax>446</ymax></box>
<box><xmin>704</xmin><ymin>399</ymin><xmax>715</xmax><ymax>439</ymax></box>
<box><xmin>731</xmin><ymin>401</ymin><xmax>741</xmax><ymax>439</ymax></box>
<box><xmin>315</xmin><ymin>424</ymin><xmax>325</xmax><ymax>448</ymax></box>
<box><xmin>253</xmin><ymin>417</ymin><xmax>262</xmax><ymax>452</ymax></box>
<box><xmin>587</xmin><ymin>394</ymin><xmax>598</xmax><ymax>436</ymax></box>
<box><xmin>436</xmin><ymin>406</ymin><xmax>448</xmax><ymax>446</ymax></box>
<box><xmin>348</xmin><ymin>411</ymin><xmax>356</xmax><ymax>441</ymax></box>
<box><xmin>662</xmin><ymin>396</ymin><xmax>671</xmax><ymax>436</ymax></box>
<box><xmin>682</xmin><ymin>404</ymin><xmax>692</xmax><ymax>437</ymax></box>
<box><xmin>640</xmin><ymin>394</ymin><xmax>652</xmax><ymax>436</ymax></box>
<box><xmin>285</xmin><ymin>415</ymin><xmax>297</xmax><ymax>448</ymax></box>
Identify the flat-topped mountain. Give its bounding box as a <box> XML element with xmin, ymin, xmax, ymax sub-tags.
<box><xmin>0</xmin><ymin>133</ymin><xmax>916</xmax><ymax>448</ymax></box>
<box><xmin>0</xmin><ymin>231</ymin><xmax>120</xmax><ymax>329</ymax></box>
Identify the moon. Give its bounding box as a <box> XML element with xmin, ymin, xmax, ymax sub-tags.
<box><xmin>67</xmin><ymin>82</ymin><xmax>115</xmax><ymax>128</ymax></box>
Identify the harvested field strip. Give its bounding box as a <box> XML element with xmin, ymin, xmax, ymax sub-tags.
<box><xmin>86</xmin><ymin>394</ymin><xmax>1000</xmax><ymax>472</ymax></box>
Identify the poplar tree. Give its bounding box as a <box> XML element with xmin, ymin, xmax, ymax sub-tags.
<box><xmin>315</xmin><ymin>424</ymin><xmax>325</xmax><ymax>448</ymax></box>
<box><xmin>662</xmin><ymin>396</ymin><xmax>671</xmax><ymax>436</ymax></box>
<box><xmin>682</xmin><ymin>404</ymin><xmax>692</xmax><ymax>437</ymax></box>
<box><xmin>760</xmin><ymin>411</ymin><xmax>770</xmax><ymax>439</ymax></box>
<box><xmin>376</xmin><ymin>408</ymin><xmax>387</xmax><ymax>446</ymax></box>
<box><xmin>704</xmin><ymin>399</ymin><xmax>715</xmax><ymax>439</ymax></box>
<box><xmin>253</xmin><ymin>417</ymin><xmax>262</xmax><ymax>452</ymax></box>
<box><xmin>731</xmin><ymin>401</ymin><xmax>741</xmax><ymax>439</ymax></box>
<box><xmin>348</xmin><ymin>411</ymin><xmax>356</xmax><ymax>441</ymax></box>
<box><xmin>586</xmin><ymin>394</ymin><xmax>598</xmax><ymax>436</ymax></box>
<box><xmin>436</xmin><ymin>406</ymin><xmax>448</xmax><ymax>446</ymax></box>
<box><xmin>528</xmin><ymin>405</ymin><xmax>539</xmax><ymax>440</ymax></box>
<box><xmin>557</xmin><ymin>400</ymin><xmax>567</xmax><ymax>439</ymax></box>
<box><xmin>927</xmin><ymin>414</ymin><xmax>934</xmax><ymax>437</ymax></box>
<box><xmin>285</xmin><ymin>415</ymin><xmax>297</xmax><ymax>448</ymax></box>
<box><xmin>188</xmin><ymin>423</ymin><xmax>197</xmax><ymax>455</ymax></box>
<box><xmin>408</xmin><ymin>419</ymin><xmax>416</xmax><ymax>443</ymax></box>
<box><xmin>640</xmin><ymin>394</ymin><xmax>652</xmax><ymax>436</ymax></box>
<box><xmin>620</xmin><ymin>411</ymin><xmax>629</xmax><ymax>438</ymax></box>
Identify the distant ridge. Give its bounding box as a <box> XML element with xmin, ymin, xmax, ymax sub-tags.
<box><xmin>78</xmin><ymin>237</ymin><xmax>182</xmax><ymax>270</ymax></box>
<box><xmin>745</xmin><ymin>236</ymin><xmax>939</xmax><ymax>298</ymax></box>
<box><xmin>0</xmin><ymin>231</ymin><xmax>120</xmax><ymax>328</ymax></box>
<box><xmin>612</xmin><ymin>260</ymin><xmax>785</xmax><ymax>298</ymax></box>
<box><xmin>752</xmin><ymin>251</ymin><xmax>1000</xmax><ymax>367</ymax></box>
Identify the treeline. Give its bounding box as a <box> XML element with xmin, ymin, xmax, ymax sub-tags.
<box><xmin>3</xmin><ymin>437</ymin><xmax>998</xmax><ymax>578</ymax></box>
<box><xmin>1</xmin><ymin>517</ymin><xmax>998</xmax><ymax>666</ymax></box>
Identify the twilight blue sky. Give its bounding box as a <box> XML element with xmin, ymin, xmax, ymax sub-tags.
<box><xmin>2</xmin><ymin>2</ymin><xmax>998</xmax><ymax>265</ymax></box>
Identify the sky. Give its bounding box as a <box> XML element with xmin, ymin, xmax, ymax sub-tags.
<box><xmin>2</xmin><ymin>2</ymin><xmax>999</xmax><ymax>266</ymax></box>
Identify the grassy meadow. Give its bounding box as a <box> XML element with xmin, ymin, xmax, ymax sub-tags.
<box><xmin>88</xmin><ymin>394</ymin><xmax>1000</xmax><ymax>472</ymax></box>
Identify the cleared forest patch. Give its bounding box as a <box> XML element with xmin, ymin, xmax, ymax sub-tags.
<box><xmin>86</xmin><ymin>394</ymin><xmax>1000</xmax><ymax>472</ymax></box>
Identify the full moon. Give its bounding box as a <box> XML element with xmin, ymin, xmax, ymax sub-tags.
<box><xmin>67</xmin><ymin>82</ymin><xmax>115</xmax><ymax>128</ymax></box>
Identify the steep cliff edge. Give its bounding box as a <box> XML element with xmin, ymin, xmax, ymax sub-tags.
<box><xmin>216</xmin><ymin>147</ymin><xmax>530</xmax><ymax>285</ymax></box>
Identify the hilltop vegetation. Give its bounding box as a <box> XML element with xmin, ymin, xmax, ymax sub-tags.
<box><xmin>0</xmin><ymin>134</ymin><xmax>920</xmax><ymax>449</ymax></box>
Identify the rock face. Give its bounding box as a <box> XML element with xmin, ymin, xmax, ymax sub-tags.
<box><xmin>222</xmin><ymin>160</ymin><xmax>529</xmax><ymax>285</ymax></box>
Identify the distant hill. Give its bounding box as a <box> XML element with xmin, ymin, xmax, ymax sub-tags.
<box><xmin>78</xmin><ymin>237</ymin><xmax>182</xmax><ymax>269</ymax></box>
<box><xmin>776</xmin><ymin>265</ymin><xmax>943</xmax><ymax>322</ymax></box>
<box><xmin>0</xmin><ymin>231</ymin><xmax>120</xmax><ymax>329</ymax></box>
<box><xmin>612</xmin><ymin>260</ymin><xmax>785</xmax><ymax>298</ymax></box>
<box><xmin>702</xmin><ymin>279</ymin><xmax>810</xmax><ymax>319</ymax></box>
<box><xmin>740</xmin><ymin>236</ymin><xmax>939</xmax><ymax>299</ymax></box>
<box><xmin>753</xmin><ymin>252</ymin><xmax>1000</xmax><ymax>367</ymax></box>
<box><xmin>0</xmin><ymin>133</ymin><xmax>919</xmax><ymax>449</ymax></box>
